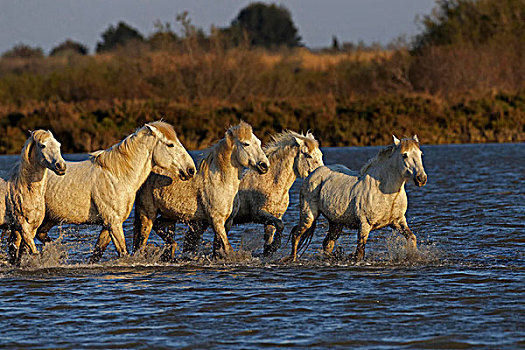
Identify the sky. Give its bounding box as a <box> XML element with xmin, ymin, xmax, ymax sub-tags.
<box><xmin>0</xmin><ymin>0</ymin><xmax>437</xmax><ymax>55</ymax></box>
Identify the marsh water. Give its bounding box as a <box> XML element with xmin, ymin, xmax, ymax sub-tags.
<box><xmin>0</xmin><ymin>144</ymin><xmax>523</xmax><ymax>349</ymax></box>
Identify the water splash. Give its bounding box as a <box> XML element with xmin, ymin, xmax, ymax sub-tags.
<box><xmin>18</xmin><ymin>235</ymin><xmax>69</xmax><ymax>269</ymax></box>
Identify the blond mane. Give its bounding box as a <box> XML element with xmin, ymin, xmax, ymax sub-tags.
<box><xmin>360</xmin><ymin>138</ymin><xmax>420</xmax><ymax>175</ymax></box>
<box><xmin>91</xmin><ymin>121</ymin><xmax>177</xmax><ymax>176</ymax></box>
<box><xmin>264</xmin><ymin>130</ymin><xmax>318</xmax><ymax>161</ymax></box>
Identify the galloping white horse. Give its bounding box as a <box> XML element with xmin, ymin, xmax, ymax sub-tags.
<box><xmin>289</xmin><ymin>135</ymin><xmax>427</xmax><ymax>262</ymax></box>
<box><xmin>228</xmin><ymin>130</ymin><xmax>324</xmax><ymax>256</ymax></box>
<box><xmin>0</xmin><ymin>130</ymin><xmax>66</xmax><ymax>263</ymax></box>
<box><xmin>35</xmin><ymin>121</ymin><xmax>196</xmax><ymax>262</ymax></box>
<box><xmin>133</xmin><ymin>121</ymin><xmax>270</xmax><ymax>258</ymax></box>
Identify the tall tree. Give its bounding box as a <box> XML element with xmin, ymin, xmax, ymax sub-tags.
<box><xmin>96</xmin><ymin>21</ymin><xmax>144</xmax><ymax>53</ymax></box>
<box><xmin>231</xmin><ymin>2</ymin><xmax>301</xmax><ymax>48</ymax></box>
<box><xmin>413</xmin><ymin>0</ymin><xmax>525</xmax><ymax>51</ymax></box>
<box><xmin>50</xmin><ymin>39</ymin><xmax>88</xmax><ymax>56</ymax></box>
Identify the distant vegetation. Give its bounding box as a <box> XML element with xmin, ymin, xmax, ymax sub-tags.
<box><xmin>0</xmin><ymin>0</ymin><xmax>523</xmax><ymax>153</ymax></box>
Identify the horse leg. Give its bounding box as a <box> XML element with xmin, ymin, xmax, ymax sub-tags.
<box><xmin>211</xmin><ymin>220</ymin><xmax>233</xmax><ymax>258</ymax></box>
<box><xmin>392</xmin><ymin>218</ymin><xmax>417</xmax><ymax>254</ymax></box>
<box><xmin>18</xmin><ymin>222</ymin><xmax>39</xmax><ymax>256</ymax></box>
<box><xmin>257</xmin><ymin>212</ymin><xmax>284</xmax><ymax>257</ymax></box>
<box><xmin>290</xmin><ymin>203</ymin><xmax>318</xmax><ymax>261</ymax></box>
<box><xmin>153</xmin><ymin>217</ymin><xmax>178</xmax><ymax>261</ymax></box>
<box><xmin>35</xmin><ymin>219</ymin><xmax>55</xmax><ymax>244</ymax></box>
<box><xmin>323</xmin><ymin>221</ymin><xmax>343</xmax><ymax>255</ymax></box>
<box><xmin>132</xmin><ymin>210</ymin><xmax>155</xmax><ymax>254</ymax></box>
<box><xmin>107</xmin><ymin>224</ymin><xmax>128</xmax><ymax>258</ymax></box>
<box><xmin>183</xmin><ymin>222</ymin><xmax>206</xmax><ymax>254</ymax></box>
<box><xmin>354</xmin><ymin>223</ymin><xmax>371</xmax><ymax>262</ymax></box>
<box><xmin>7</xmin><ymin>229</ymin><xmax>22</xmax><ymax>265</ymax></box>
<box><xmin>90</xmin><ymin>228</ymin><xmax>111</xmax><ymax>263</ymax></box>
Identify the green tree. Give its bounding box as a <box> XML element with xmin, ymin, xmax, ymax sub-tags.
<box><xmin>230</xmin><ymin>2</ymin><xmax>301</xmax><ymax>48</ymax></box>
<box><xmin>2</xmin><ymin>43</ymin><xmax>44</xmax><ymax>58</ymax></box>
<box><xmin>414</xmin><ymin>0</ymin><xmax>525</xmax><ymax>51</ymax></box>
<box><xmin>50</xmin><ymin>39</ymin><xmax>88</xmax><ymax>56</ymax></box>
<box><xmin>96</xmin><ymin>21</ymin><xmax>145</xmax><ymax>53</ymax></box>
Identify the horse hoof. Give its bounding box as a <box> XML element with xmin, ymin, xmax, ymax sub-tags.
<box><xmin>263</xmin><ymin>244</ymin><xmax>278</xmax><ymax>257</ymax></box>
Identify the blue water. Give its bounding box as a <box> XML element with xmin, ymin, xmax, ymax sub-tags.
<box><xmin>0</xmin><ymin>143</ymin><xmax>523</xmax><ymax>349</ymax></box>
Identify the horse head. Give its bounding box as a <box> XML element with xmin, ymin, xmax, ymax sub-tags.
<box><xmin>29</xmin><ymin>130</ymin><xmax>66</xmax><ymax>176</ymax></box>
<box><xmin>147</xmin><ymin>121</ymin><xmax>196</xmax><ymax>181</ymax></box>
<box><xmin>292</xmin><ymin>131</ymin><xmax>324</xmax><ymax>178</ymax></box>
<box><xmin>393</xmin><ymin>135</ymin><xmax>427</xmax><ymax>187</ymax></box>
<box><xmin>227</xmin><ymin>121</ymin><xmax>269</xmax><ymax>174</ymax></box>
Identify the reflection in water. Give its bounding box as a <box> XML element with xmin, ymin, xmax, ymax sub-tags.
<box><xmin>0</xmin><ymin>144</ymin><xmax>523</xmax><ymax>348</ymax></box>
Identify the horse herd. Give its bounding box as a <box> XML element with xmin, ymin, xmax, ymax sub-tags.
<box><xmin>0</xmin><ymin>120</ymin><xmax>427</xmax><ymax>265</ymax></box>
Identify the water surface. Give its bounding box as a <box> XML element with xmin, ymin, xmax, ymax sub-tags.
<box><xmin>0</xmin><ymin>144</ymin><xmax>523</xmax><ymax>349</ymax></box>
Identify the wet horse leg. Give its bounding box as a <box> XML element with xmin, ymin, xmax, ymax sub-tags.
<box><xmin>183</xmin><ymin>222</ymin><xmax>207</xmax><ymax>254</ymax></box>
<box><xmin>211</xmin><ymin>220</ymin><xmax>233</xmax><ymax>258</ymax></box>
<box><xmin>35</xmin><ymin>219</ymin><xmax>55</xmax><ymax>244</ymax></box>
<box><xmin>132</xmin><ymin>211</ymin><xmax>155</xmax><ymax>254</ymax></box>
<box><xmin>90</xmin><ymin>228</ymin><xmax>111</xmax><ymax>263</ymax></box>
<box><xmin>107</xmin><ymin>224</ymin><xmax>128</xmax><ymax>259</ymax></box>
<box><xmin>259</xmin><ymin>212</ymin><xmax>284</xmax><ymax>256</ymax></box>
<box><xmin>91</xmin><ymin>223</ymin><xmax>130</xmax><ymax>264</ymax></box>
<box><xmin>153</xmin><ymin>217</ymin><xmax>179</xmax><ymax>260</ymax></box>
<box><xmin>392</xmin><ymin>218</ymin><xmax>417</xmax><ymax>254</ymax></box>
<box><xmin>7</xmin><ymin>229</ymin><xmax>22</xmax><ymax>265</ymax></box>
<box><xmin>323</xmin><ymin>220</ymin><xmax>343</xmax><ymax>255</ymax></box>
<box><xmin>354</xmin><ymin>222</ymin><xmax>371</xmax><ymax>262</ymax></box>
<box><xmin>289</xmin><ymin>201</ymin><xmax>319</xmax><ymax>261</ymax></box>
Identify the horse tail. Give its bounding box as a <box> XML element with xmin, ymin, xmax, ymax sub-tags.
<box><xmin>285</xmin><ymin>225</ymin><xmax>298</xmax><ymax>248</ymax></box>
<box><xmin>297</xmin><ymin>221</ymin><xmax>316</xmax><ymax>258</ymax></box>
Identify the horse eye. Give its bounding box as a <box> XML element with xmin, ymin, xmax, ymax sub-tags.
<box><xmin>242</xmin><ymin>142</ymin><xmax>250</xmax><ymax>147</ymax></box>
<box><xmin>167</xmin><ymin>143</ymin><xmax>175</xmax><ymax>148</ymax></box>
<box><xmin>39</xmin><ymin>144</ymin><xmax>46</xmax><ymax>149</ymax></box>
<box><xmin>402</xmin><ymin>153</ymin><xmax>408</xmax><ymax>159</ymax></box>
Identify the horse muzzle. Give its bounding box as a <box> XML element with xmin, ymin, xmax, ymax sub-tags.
<box><xmin>414</xmin><ymin>173</ymin><xmax>427</xmax><ymax>187</ymax></box>
<box><xmin>255</xmin><ymin>161</ymin><xmax>269</xmax><ymax>174</ymax></box>
<box><xmin>53</xmin><ymin>162</ymin><xmax>67</xmax><ymax>176</ymax></box>
<box><xmin>179</xmin><ymin>166</ymin><xmax>196</xmax><ymax>181</ymax></box>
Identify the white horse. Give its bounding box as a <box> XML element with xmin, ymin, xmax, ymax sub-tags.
<box><xmin>228</xmin><ymin>130</ymin><xmax>324</xmax><ymax>256</ymax></box>
<box><xmin>289</xmin><ymin>135</ymin><xmax>427</xmax><ymax>262</ymax></box>
<box><xmin>133</xmin><ymin>121</ymin><xmax>270</xmax><ymax>258</ymax></box>
<box><xmin>0</xmin><ymin>130</ymin><xmax>66</xmax><ymax>264</ymax></box>
<box><xmin>35</xmin><ymin>121</ymin><xmax>196</xmax><ymax>262</ymax></box>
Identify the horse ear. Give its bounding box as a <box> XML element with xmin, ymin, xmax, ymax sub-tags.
<box><xmin>145</xmin><ymin>124</ymin><xmax>160</xmax><ymax>138</ymax></box>
<box><xmin>293</xmin><ymin>135</ymin><xmax>304</xmax><ymax>148</ymax></box>
<box><xmin>225</xmin><ymin>128</ymin><xmax>235</xmax><ymax>147</ymax></box>
<box><xmin>413</xmin><ymin>134</ymin><xmax>419</xmax><ymax>143</ymax></box>
<box><xmin>393</xmin><ymin>135</ymin><xmax>400</xmax><ymax>146</ymax></box>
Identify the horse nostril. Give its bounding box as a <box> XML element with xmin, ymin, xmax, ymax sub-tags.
<box><xmin>259</xmin><ymin>162</ymin><xmax>268</xmax><ymax>171</ymax></box>
<box><xmin>57</xmin><ymin>162</ymin><xmax>66</xmax><ymax>171</ymax></box>
<box><xmin>188</xmin><ymin>167</ymin><xmax>195</xmax><ymax>176</ymax></box>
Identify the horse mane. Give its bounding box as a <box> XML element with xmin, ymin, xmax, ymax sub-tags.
<box><xmin>198</xmin><ymin>121</ymin><xmax>252</xmax><ymax>176</ymax></box>
<box><xmin>360</xmin><ymin>138</ymin><xmax>419</xmax><ymax>175</ymax></box>
<box><xmin>264</xmin><ymin>130</ymin><xmax>318</xmax><ymax>161</ymax></box>
<box><xmin>90</xmin><ymin>121</ymin><xmax>177</xmax><ymax>176</ymax></box>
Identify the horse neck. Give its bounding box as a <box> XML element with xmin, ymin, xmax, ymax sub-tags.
<box><xmin>365</xmin><ymin>155</ymin><xmax>406</xmax><ymax>194</ymax></box>
<box><xmin>205</xmin><ymin>138</ymin><xmax>240</xmax><ymax>185</ymax></box>
<box><xmin>267</xmin><ymin>147</ymin><xmax>297</xmax><ymax>191</ymax></box>
<box><xmin>15</xmin><ymin>145</ymin><xmax>47</xmax><ymax>190</ymax></box>
<box><xmin>109</xmin><ymin>132</ymin><xmax>158</xmax><ymax>192</ymax></box>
